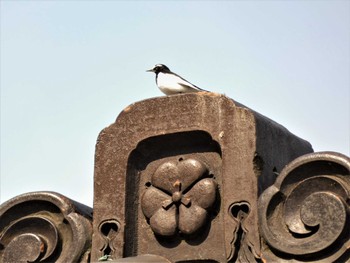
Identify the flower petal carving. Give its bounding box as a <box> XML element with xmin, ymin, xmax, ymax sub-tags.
<box><xmin>178</xmin><ymin>205</ymin><xmax>207</xmax><ymax>235</ymax></box>
<box><xmin>185</xmin><ymin>178</ymin><xmax>217</xmax><ymax>209</ymax></box>
<box><xmin>141</xmin><ymin>186</ymin><xmax>172</xmax><ymax>219</ymax></box>
<box><xmin>151</xmin><ymin>162</ymin><xmax>179</xmax><ymax>193</ymax></box>
<box><xmin>176</xmin><ymin>159</ymin><xmax>208</xmax><ymax>191</ymax></box>
<box><xmin>150</xmin><ymin>206</ymin><xmax>177</xmax><ymax>236</ymax></box>
<box><xmin>151</xmin><ymin>159</ymin><xmax>207</xmax><ymax>193</ymax></box>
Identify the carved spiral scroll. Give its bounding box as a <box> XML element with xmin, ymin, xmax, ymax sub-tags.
<box><xmin>0</xmin><ymin>191</ymin><xmax>92</xmax><ymax>263</ymax></box>
<box><xmin>258</xmin><ymin>152</ymin><xmax>350</xmax><ymax>262</ymax></box>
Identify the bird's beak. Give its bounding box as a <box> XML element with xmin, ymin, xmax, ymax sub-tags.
<box><xmin>146</xmin><ymin>68</ymin><xmax>154</xmax><ymax>72</ymax></box>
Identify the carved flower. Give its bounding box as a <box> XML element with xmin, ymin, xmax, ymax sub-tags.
<box><xmin>141</xmin><ymin>158</ymin><xmax>217</xmax><ymax>236</ymax></box>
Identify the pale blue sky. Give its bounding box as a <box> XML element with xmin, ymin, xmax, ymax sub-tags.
<box><xmin>1</xmin><ymin>1</ymin><xmax>349</xmax><ymax>207</ymax></box>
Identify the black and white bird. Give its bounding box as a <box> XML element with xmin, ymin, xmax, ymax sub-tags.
<box><xmin>147</xmin><ymin>64</ymin><xmax>206</xmax><ymax>95</ymax></box>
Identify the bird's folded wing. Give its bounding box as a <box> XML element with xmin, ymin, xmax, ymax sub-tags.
<box><xmin>174</xmin><ymin>73</ymin><xmax>205</xmax><ymax>91</ymax></box>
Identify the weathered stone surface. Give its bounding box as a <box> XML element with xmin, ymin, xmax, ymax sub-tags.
<box><xmin>0</xmin><ymin>191</ymin><xmax>92</xmax><ymax>263</ymax></box>
<box><xmin>91</xmin><ymin>93</ymin><xmax>313</xmax><ymax>262</ymax></box>
<box><xmin>111</xmin><ymin>254</ymin><xmax>171</xmax><ymax>262</ymax></box>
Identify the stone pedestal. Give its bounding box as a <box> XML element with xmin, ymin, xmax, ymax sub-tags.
<box><xmin>91</xmin><ymin>93</ymin><xmax>313</xmax><ymax>262</ymax></box>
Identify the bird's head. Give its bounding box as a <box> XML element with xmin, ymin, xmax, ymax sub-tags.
<box><xmin>146</xmin><ymin>64</ymin><xmax>171</xmax><ymax>74</ymax></box>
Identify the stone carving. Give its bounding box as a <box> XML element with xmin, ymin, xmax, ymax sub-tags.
<box><xmin>227</xmin><ymin>202</ymin><xmax>261</xmax><ymax>262</ymax></box>
<box><xmin>141</xmin><ymin>158</ymin><xmax>217</xmax><ymax>236</ymax></box>
<box><xmin>0</xmin><ymin>191</ymin><xmax>92</xmax><ymax>263</ymax></box>
<box><xmin>258</xmin><ymin>152</ymin><xmax>350</xmax><ymax>262</ymax></box>
<box><xmin>98</xmin><ymin>219</ymin><xmax>121</xmax><ymax>258</ymax></box>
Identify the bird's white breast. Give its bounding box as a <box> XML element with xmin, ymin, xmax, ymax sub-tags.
<box><xmin>156</xmin><ymin>72</ymin><xmax>198</xmax><ymax>95</ymax></box>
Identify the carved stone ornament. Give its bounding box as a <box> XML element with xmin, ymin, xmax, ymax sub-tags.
<box><xmin>141</xmin><ymin>158</ymin><xmax>217</xmax><ymax>236</ymax></box>
<box><xmin>0</xmin><ymin>191</ymin><xmax>92</xmax><ymax>263</ymax></box>
<box><xmin>258</xmin><ymin>152</ymin><xmax>350</xmax><ymax>262</ymax></box>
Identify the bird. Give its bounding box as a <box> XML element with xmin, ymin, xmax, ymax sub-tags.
<box><xmin>147</xmin><ymin>64</ymin><xmax>206</xmax><ymax>95</ymax></box>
